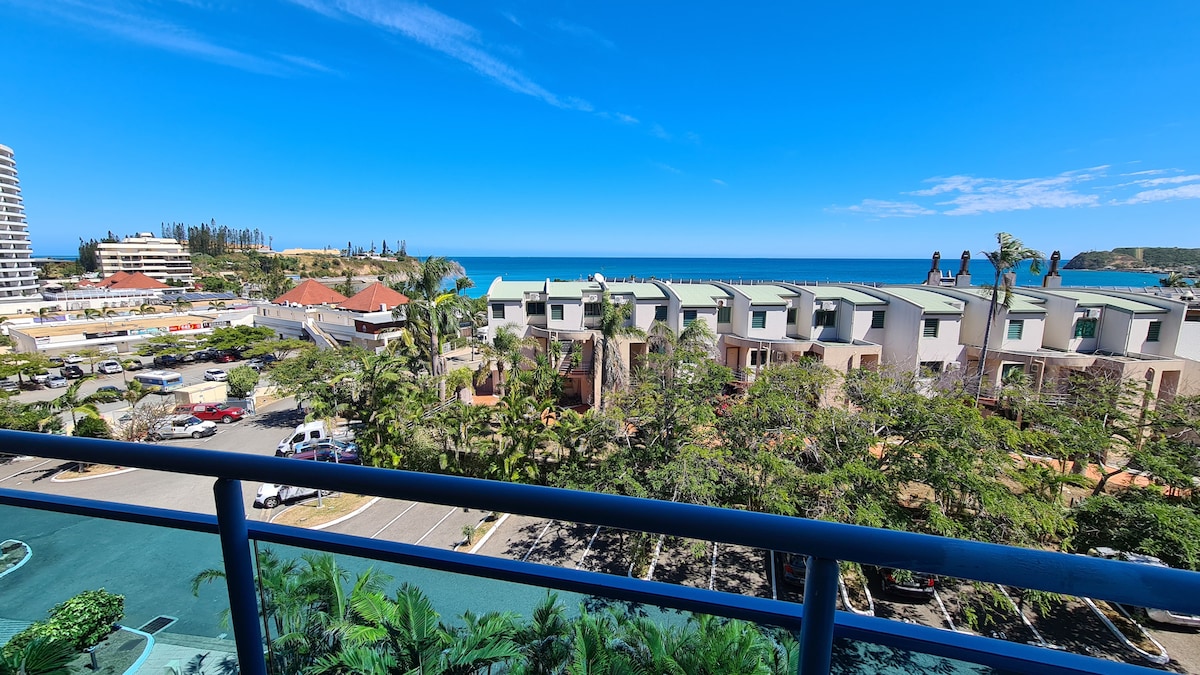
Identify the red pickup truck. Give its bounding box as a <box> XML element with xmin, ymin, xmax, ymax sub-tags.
<box><xmin>174</xmin><ymin>402</ymin><xmax>246</xmax><ymax>424</ymax></box>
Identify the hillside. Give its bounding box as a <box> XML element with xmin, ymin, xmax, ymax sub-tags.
<box><xmin>1064</xmin><ymin>247</ymin><xmax>1200</xmax><ymax>270</ymax></box>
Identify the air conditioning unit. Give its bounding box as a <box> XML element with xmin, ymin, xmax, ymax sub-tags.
<box><xmin>1083</xmin><ymin>308</ymin><xmax>1100</xmax><ymax>319</ymax></box>
<box><xmin>819</xmin><ymin>301</ymin><xmax>837</xmax><ymax>311</ymax></box>
<box><xmin>527</xmin><ymin>293</ymin><xmax>542</xmax><ymax>301</ymax></box>
<box><xmin>586</xmin><ymin>294</ymin><xmax>599</xmax><ymax>302</ymax></box>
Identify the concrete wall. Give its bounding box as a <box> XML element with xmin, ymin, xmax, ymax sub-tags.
<box><xmin>998</xmin><ymin>312</ymin><xmax>1045</xmax><ymax>352</ymax></box>
<box><xmin>880</xmin><ymin>299</ymin><xmax>923</xmax><ymax>371</ymax></box>
<box><xmin>916</xmin><ymin>315</ymin><xmax>965</xmax><ymax>371</ymax></box>
<box><xmin>1097</xmin><ymin>310</ymin><xmax>1133</xmax><ymax>354</ymax></box>
<box><xmin>1180</xmin><ymin>320</ymin><xmax>1200</xmax><ymax>361</ymax></box>
<box><xmin>1037</xmin><ymin>293</ymin><xmax>1081</xmax><ymax>350</ymax></box>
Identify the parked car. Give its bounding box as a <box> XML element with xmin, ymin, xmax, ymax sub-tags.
<box><xmin>60</xmin><ymin>365</ymin><xmax>85</xmax><ymax>379</ymax></box>
<box><xmin>30</xmin><ymin>371</ymin><xmax>51</xmax><ymax>384</ymax></box>
<box><xmin>781</xmin><ymin>553</ymin><xmax>809</xmax><ymax>587</ymax></box>
<box><xmin>290</xmin><ymin>438</ymin><xmax>361</xmax><ymax>464</ymax></box>
<box><xmin>97</xmin><ymin>360</ymin><xmax>123</xmax><ymax>374</ymax></box>
<box><xmin>63</xmin><ymin>353</ymin><xmax>83</xmax><ymax>364</ymax></box>
<box><xmin>877</xmin><ymin>567</ymin><xmax>937</xmax><ymax>598</ymax></box>
<box><xmin>123</xmin><ymin>358</ymin><xmax>146</xmax><ymax>371</ymax></box>
<box><xmin>174</xmin><ymin>402</ymin><xmax>245</xmax><ymax>424</ymax></box>
<box><xmin>46</xmin><ymin>375</ymin><xmax>69</xmax><ymax>389</ymax></box>
<box><xmin>1087</xmin><ymin>547</ymin><xmax>1200</xmax><ymax>628</ymax></box>
<box><xmin>214</xmin><ymin>352</ymin><xmax>237</xmax><ymax>363</ymax></box>
<box><xmin>253</xmin><ymin>483</ymin><xmax>325</xmax><ymax>509</ymax></box>
<box><xmin>48</xmin><ymin>356</ymin><xmax>65</xmax><ymax>367</ymax></box>
<box><xmin>203</xmin><ymin>369</ymin><xmax>228</xmax><ymax>382</ymax></box>
<box><xmin>191</xmin><ymin>349</ymin><xmax>215</xmax><ymax>362</ymax></box>
<box><xmin>153</xmin><ymin>354</ymin><xmax>181</xmax><ymax>368</ymax></box>
<box><xmin>247</xmin><ymin>359</ymin><xmax>264</xmax><ymax>372</ymax></box>
<box><xmin>0</xmin><ymin>379</ymin><xmax>19</xmax><ymax>393</ymax></box>
<box><xmin>275</xmin><ymin>421</ymin><xmax>331</xmax><ymax>456</ymax></box>
<box><xmin>178</xmin><ymin>352</ymin><xmax>197</xmax><ymax>363</ymax></box>
<box><xmin>149</xmin><ymin>415</ymin><xmax>218</xmax><ymax>440</ymax></box>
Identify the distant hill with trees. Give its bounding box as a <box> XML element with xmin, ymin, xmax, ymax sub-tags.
<box><xmin>1065</xmin><ymin>247</ymin><xmax>1200</xmax><ymax>270</ymax></box>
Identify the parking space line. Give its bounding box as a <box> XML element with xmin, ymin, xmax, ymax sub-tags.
<box><xmin>932</xmin><ymin>588</ymin><xmax>959</xmax><ymax>632</ymax></box>
<box><xmin>576</xmin><ymin>526</ymin><xmax>602</xmax><ymax>570</ymax></box>
<box><xmin>414</xmin><ymin>507</ymin><xmax>459</xmax><ymax>546</ymax></box>
<box><xmin>522</xmin><ymin>521</ymin><xmax>556</xmax><ymax>562</ymax></box>
<box><xmin>1</xmin><ymin>458</ymin><xmax>51</xmax><ymax>484</ymax></box>
<box><xmin>370</xmin><ymin>502</ymin><xmax>419</xmax><ymax>539</ymax></box>
<box><xmin>769</xmin><ymin>550</ymin><xmax>778</xmax><ymax>600</ymax></box>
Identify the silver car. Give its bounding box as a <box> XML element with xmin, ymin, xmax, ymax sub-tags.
<box><xmin>149</xmin><ymin>415</ymin><xmax>218</xmax><ymax>440</ymax></box>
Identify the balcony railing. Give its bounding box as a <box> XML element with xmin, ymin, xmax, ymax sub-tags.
<box><xmin>2</xmin><ymin>430</ymin><xmax>1198</xmax><ymax>675</ymax></box>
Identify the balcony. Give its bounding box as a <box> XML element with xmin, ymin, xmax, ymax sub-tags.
<box><xmin>1</xmin><ymin>430</ymin><xmax>1198</xmax><ymax>675</ymax></box>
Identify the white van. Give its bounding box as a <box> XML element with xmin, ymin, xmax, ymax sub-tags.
<box><xmin>253</xmin><ymin>483</ymin><xmax>324</xmax><ymax>509</ymax></box>
<box><xmin>275</xmin><ymin>421</ymin><xmax>330</xmax><ymax>456</ymax></box>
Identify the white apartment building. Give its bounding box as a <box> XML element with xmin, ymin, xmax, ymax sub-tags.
<box><xmin>96</xmin><ymin>233</ymin><xmax>193</xmax><ymax>284</ymax></box>
<box><xmin>0</xmin><ymin>144</ymin><xmax>40</xmax><ymax>302</ymax></box>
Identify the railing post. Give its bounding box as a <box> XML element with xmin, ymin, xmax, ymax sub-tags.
<box><xmin>798</xmin><ymin>556</ymin><xmax>839</xmax><ymax>675</ymax></box>
<box><xmin>213</xmin><ymin>478</ymin><xmax>268</xmax><ymax>675</ymax></box>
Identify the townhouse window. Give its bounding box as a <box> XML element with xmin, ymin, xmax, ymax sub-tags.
<box><xmin>870</xmin><ymin>310</ymin><xmax>886</xmax><ymax>329</ymax></box>
<box><xmin>750</xmin><ymin>310</ymin><xmax>765</xmax><ymax>328</ymax></box>
<box><xmin>786</xmin><ymin>308</ymin><xmax>797</xmax><ymax>324</ymax></box>
<box><xmin>919</xmin><ymin>361</ymin><xmax>943</xmax><ymax>375</ymax></box>
<box><xmin>718</xmin><ymin>306</ymin><xmax>733</xmax><ymax>324</ymax></box>
<box><xmin>922</xmin><ymin>318</ymin><xmax>939</xmax><ymax>338</ymax></box>
<box><xmin>814</xmin><ymin>310</ymin><xmax>836</xmax><ymax>327</ymax></box>
<box><xmin>584</xmin><ymin>303</ymin><xmax>601</xmax><ymax>317</ymax></box>
<box><xmin>1006</xmin><ymin>319</ymin><xmax>1024</xmax><ymax>340</ymax></box>
<box><xmin>526</xmin><ymin>301</ymin><xmax>546</xmax><ymax>316</ymax></box>
<box><xmin>551</xmin><ymin>305</ymin><xmax>564</xmax><ymax>321</ymax></box>
<box><xmin>1147</xmin><ymin>320</ymin><xmax>1162</xmax><ymax>342</ymax></box>
<box><xmin>491</xmin><ymin>304</ymin><xmax>505</xmax><ymax>319</ymax></box>
<box><xmin>749</xmin><ymin>349</ymin><xmax>768</xmax><ymax>366</ymax></box>
<box><xmin>1074</xmin><ymin>318</ymin><xmax>1097</xmax><ymax>338</ymax></box>
<box><xmin>683</xmin><ymin>310</ymin><xmax>697</xmax><ymax>327</ymax></box>
<box><xmin>654</xmin><ymin>305</ymin><xmax>667</xmax><ymax>321</ymax></box>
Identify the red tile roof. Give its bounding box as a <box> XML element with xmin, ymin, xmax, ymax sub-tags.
<box><xmin>271</xmin><ymin>279</ymin><xmax>348</xmax><ymax>306</ymax></box>
<box><xmin>99</xmin><ymin>272</ymin><xmax>170</xmax><ymax>290</ymax></box>
<box><xmin>337</xmin><ymin>282</ymin><xmax>410</xmax><ymax>312</ymax></box>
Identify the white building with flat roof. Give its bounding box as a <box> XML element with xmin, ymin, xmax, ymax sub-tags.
<box><xmin>95</xmin><ymin>233</ymin><xmax>193</xmax><ymax>284</ymax></box>
<box><xmin>0</xmin><ymin>144</ymin><xmax>40</xmax><ymax>303</ymax></box>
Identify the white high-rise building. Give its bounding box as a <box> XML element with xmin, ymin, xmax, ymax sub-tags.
<box><xmin>96</xmin><ymin>233</ymin><xmax>193</xmax><ymax>284</ymax></box>
<box><xmin>0</xmin><ymin>144</ymin><xmax>39</xmax><ymax>301</ymax></box>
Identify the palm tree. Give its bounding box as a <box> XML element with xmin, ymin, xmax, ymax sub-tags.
<box><xmin>172</xmin><ymin>298</ymin><xmax>193</xmax><ymax>314</ymax></box>
<box><xmin>398</xmin><ymin>256</ymin><xmax>470</xmax><ymax>399</ymax></box>
<box><xmin>48</xmin><ymin>376</ymin><xmax>110</xmax><ymax>427</ymax></box>
<box><xmin>0</xmin><ymin>636</ymin><xmax>76</xmax><ymax>675</ymax></box>
<box><xmin>1160</xmin><ymin>271</ymin><xmax>1190</xmax><ymax>288</ymax></box>
<box><xmin>596</xmin><ymin>292</ymin><xmax>646</xmax><ymax>411</ymax></box>
<box><xmin>976</xmin><ymin>233</ymin><xmax>1044</xmax><ymax>400</ymax></box>
<box><xmin>37</xmin><ymin>307</ymin><xmax>57</xmax><ymax>323</ymax></box>
<box><xmin>82</xmin><ymin>308</ymin><xmax>101</xmax><ymax>321</ymax></box>
<box><xmin>210</xmin><ymin>300</ymin><xmax>228</xmax><ymax>311</ymax></box>
<box><xmin>136</xmin><ymin>303</ymin><xmax>157</xmax><ymax>316</ymax></box>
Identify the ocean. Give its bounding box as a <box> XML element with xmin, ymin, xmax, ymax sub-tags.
<box><xmin>450</xmin><ymin>257</ymin><xmax>1163</xmax><ymax>299</ymax></box>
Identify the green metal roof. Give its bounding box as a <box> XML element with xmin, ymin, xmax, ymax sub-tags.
<box><xmin>812</xmin><ymin>286</ymin><xmax>888</xmax><ymax>306</ymax></box>
<box><xmin>488</xmin><ymin>280</ymin><xmax>544</xmax><ymax>301</ymax></box>
<box><xmin>547</xmin><ymin>281</ymin><xmax>603</xmax><ymax>299</ymax></box>
<box><xmin>731</xmin><ymin>284</ymin><xmax>795</xmax><ymax>306</ymax></box>
<box><xmin>666</xmin><ymin>283</ymin><xmax>733</xmax><ymax>307</ymax></box>
<box><xmin>604</xmin><ymin>282</ymin><xmax>667</xmax><ymax>300</ymax></box>
<box><xmin>957</xmin><ymin>288</ymin><xmax>1046</xmax><ymax>313</ymax></box>
<box><xmin>1048</xmin><ymin>290</ymin><xmax>1166</xmax><ymax>314</ymax></box>
<box><xmin>881</xmin><ymin>287</ymin><xmax>965</xmax><ymax>314</ymax></box>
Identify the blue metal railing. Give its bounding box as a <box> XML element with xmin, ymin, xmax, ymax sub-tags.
<box><xmin>2</xmin><ymin>429</ymin><xmax>1199</xmax><ymax>675</ymax></box>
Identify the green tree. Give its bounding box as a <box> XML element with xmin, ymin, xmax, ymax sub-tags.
<box><xmin>596</xmin><ymin>292</ymin><xmax>645</xmax><ymax>411</ymax></box>
<box><xmin>204</xmin><ymin>326</ymin><xmax>276</xmax><ymax>353</ymax></box>
<box><xmin>976</xmin><ymin>233</ymin><xmax>1045</xmax><ymax>399</ymax></box>
<box><xmin>398</xmin><ymin>256</ymin><xmax>471</xmax><ymax>399</ymax></box>
<box><xmin>72</xmin><ymin>415</ymin><xmax>112</xmax><ymax>439</ymax></box>
<box><xmin>226</xmin><ymin>366</ymin><xmax>260</xmax><ymax>399</ymax></box>
<box><xmin>197</xmin><ymin>275</ymin><xmax>240</xmax><ymax>293</ymax></box>
<box><xmin>1160</xmin><ymin>271</ymin><xmax>1190</xmax><ymax>287</ymax></box>
<box><xmin>1071</xmin><ymin>490</ymin><xmax>1200</xmax><ymax>571</ymax></box>
<box><xmin>0</xmin><ymin>637</ymin><xmax>76</xmax><ymax>675</ymax></box>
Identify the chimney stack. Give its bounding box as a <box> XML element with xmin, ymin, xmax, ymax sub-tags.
<box><xmin>926</xmin><ymin>251</ymin><xmax>943</xmax><ymax>285</ymax></box>
<box><xmin>1043</xmin><ymin>251</ymin><xmax>1062</xmax><ymax>288</ymax></box>
<box><xmin>954</xmin><ymin>250</ymin><xmax>972</xmax><ymax>287</ymax></box>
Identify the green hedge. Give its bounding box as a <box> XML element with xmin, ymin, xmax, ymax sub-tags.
<box><xmin>3</xmin><ymin>589</ymin><xmax>125</xmax><ymax>655</ymax></box>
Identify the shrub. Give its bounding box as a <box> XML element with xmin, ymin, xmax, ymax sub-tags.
<box><xmin>3</xmin><ymin>589</ymin><xmax>124</xmax><ymax>655</ymax></box>
<box><xmin>226</xmin><ymin>366</ymin><xmax>260</xmax><ymax>399</ymax></box>
<box><xmin>72</xmin><ymin>416</ymin><xmax>112</xmax><ymax>440</ymax></box>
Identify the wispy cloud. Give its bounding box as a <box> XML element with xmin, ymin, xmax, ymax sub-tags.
<box><xmin>844</xmin><ymin>199</ymin><xmax>936</xmax><ymax>218</ymax></box>
<box><xmin>16</xmin><ymin>0</ymin><xmax>327</xmax><ymax>75</ymax></box>
<box><xmin>711</xmin><ymin>178</ymin><xmax>727</xmax><ymax>187</ymax></box>
<box><xmin>1124</xmin><ymin>184</ymin><xmax>1200</xmax><ymax>204</ymax></box>
<box><xmin>275</xmin><ymin>53</ymin><xmax>337</xmax><ymax>74</ymax></box>
<box><xmin>549</xmin><ymin>19</ymin><xmax>615</xmax><ymax>50</ymax></box>
<box><xmin>845</xmin><ymin>164</ymin><xmax>1200</xmax><ymax>218</ymax></box>
<box><xmin>289</xmin><ymin>0</ymin><xmax>592</xmax><ymax>111</ymax></box>
<box><xmin>650</xmin><ymin>161</ymin><xmax>682</xmax><ymax>175</ymax></box>
<box><xmin>649</xmin><ymin>124</ymin><xmax>671</xmax><ymax>140</ymax></box>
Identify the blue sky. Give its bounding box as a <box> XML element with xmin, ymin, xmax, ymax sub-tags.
<box><xmin>3</xmin><ymin>1</ymin><xmax>1199</xmax><ymax>258</ymax></box>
